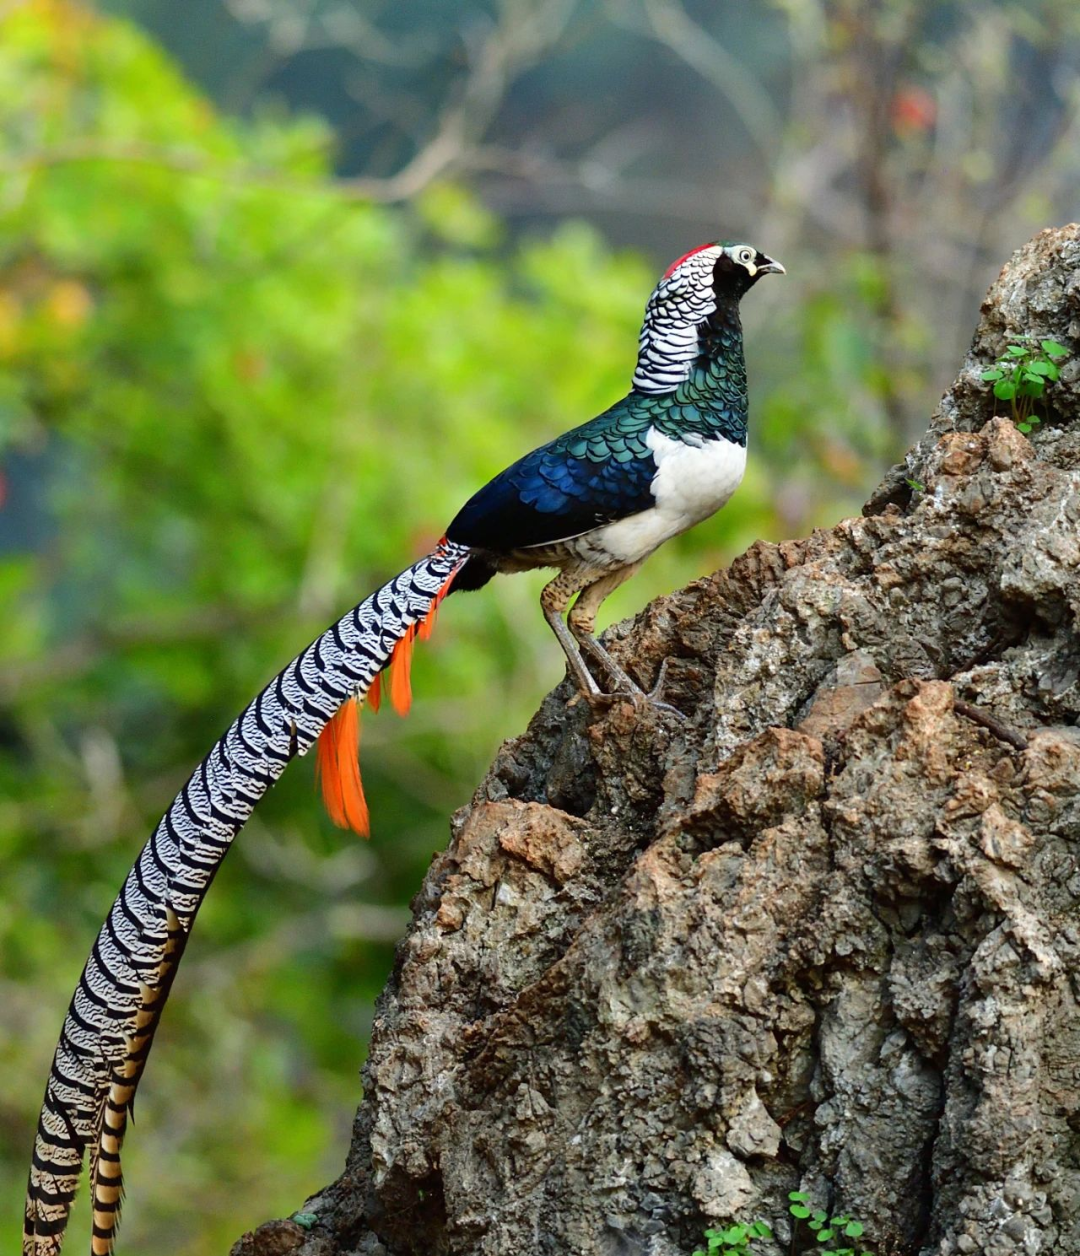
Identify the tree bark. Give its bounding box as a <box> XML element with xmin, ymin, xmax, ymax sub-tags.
<box><xmin>233</xmin><ymin>225</ymin><xmax>1080</xmax><ymax>1256</ymax></box>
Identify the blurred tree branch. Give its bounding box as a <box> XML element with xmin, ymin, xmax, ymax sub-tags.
<box><xmin>2</xmin><ymin>1</ymin><xmax>578</xmax><ymax>205</ymax></box>
<box><xmin>630</xmin><ymin>0</ymin><xmax>783</xmax><ymax>164</ymax></box>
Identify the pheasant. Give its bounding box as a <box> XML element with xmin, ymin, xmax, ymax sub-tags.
<box><xmin>23</xmin><ymin>239</ymin><xmax>782</xmax><ymax>1255</ymax></box>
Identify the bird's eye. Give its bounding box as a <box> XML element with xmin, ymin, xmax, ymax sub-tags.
<box><xmin>737</xmin><ymin>247</ymin><xmax>755</xmax><ymax>265</ymax></box>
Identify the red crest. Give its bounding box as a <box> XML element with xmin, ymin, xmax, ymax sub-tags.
<box><xmin>662</xmin><ymin>242</ymin><xmax>714</xmax><ymax>279</ymax></box>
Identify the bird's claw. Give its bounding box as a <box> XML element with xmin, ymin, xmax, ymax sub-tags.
<box><xmin>579</xmin><ymin>653</ymin><xmax>684</xmax><ymax>719</ymax></box>
<box><xmin>643</xmin><ymin>658</ymin><xmax>684</xmax><ymax>717</ymax></box>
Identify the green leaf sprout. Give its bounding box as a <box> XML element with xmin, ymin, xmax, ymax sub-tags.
<box><xmin>691</xmin><ymin>1194</ymin><xmax>876</xmax><ymax>1256</ymax></box>
<box><xmin>981</xmin><ymin>335</ymin><xmax>1068</xmax><ymax>434</ymax></box>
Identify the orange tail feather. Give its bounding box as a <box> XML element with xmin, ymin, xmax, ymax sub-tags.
<box><xmin>389</xmin><ymin>626</ymin><xmax>415</xmax><ymax>716</ymax></box>
<box><xmin>316</xmin><ymin>699</ymin><xmax>370</xmax><ymax>836</ymax></box>
<box><xmin>318</xmin><ymin>560</ymin><xmax>460</xmax><ymax>828</ymax></box>
<box><xmin>387</xmin><ymin>565</ymin><xmax>457</xmax><ymax>715</ymax></box>
<box><xmin>418</xmin><ymin>599</ymin><xmax>439</xmax><ymax>641</ymax></box>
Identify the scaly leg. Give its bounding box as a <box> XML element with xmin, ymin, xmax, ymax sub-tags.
<box><xmin>566</xmin><ymin>565</ymin><xmax>642</xmax><ymax>691</ymax></box>
<box><xmin>569</xmin><ymin>565</ymin><xmax>680</xmax><ymax>713</ymax></box>
<box><xmin>540</xmin><ymin>570</ymin><xmax>610</xmax><ymax>702</ymax></box>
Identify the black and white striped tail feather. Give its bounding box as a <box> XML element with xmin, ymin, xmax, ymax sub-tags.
<box><xmin>24</xmin><ymin>539</ymin><xmax>471</xmax><ymax>1256</ymax></box>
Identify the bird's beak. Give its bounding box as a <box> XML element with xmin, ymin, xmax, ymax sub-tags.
<box><xmin>755</xmin><ymin>253</ymin><xmax>785</xmax><ymax>276</ymax></box>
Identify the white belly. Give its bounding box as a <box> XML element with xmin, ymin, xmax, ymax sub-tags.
<box><xmin>584</xmin><ymin>429</ymin><xmax>746</xmax><ymax>565</ymax></box>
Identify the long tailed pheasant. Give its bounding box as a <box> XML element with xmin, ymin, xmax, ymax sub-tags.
<box><xmin>24</xmin><ymin>239</ymin><xmax>782</xmax><ymax>1255</ymax></box>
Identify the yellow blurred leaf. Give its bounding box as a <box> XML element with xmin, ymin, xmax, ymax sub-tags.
<box><xmin>44</xmin><ymin>279</ymin><xmax>92</xmax><ymax>329</ymax></box>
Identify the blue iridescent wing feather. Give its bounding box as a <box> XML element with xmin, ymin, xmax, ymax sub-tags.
<box><xmin>447</xmin><ymin>396</ymin><xmax>659</xmax><ymax>551</ymax></box>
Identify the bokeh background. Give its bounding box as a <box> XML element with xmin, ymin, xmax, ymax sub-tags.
<box><xmin>2</xmin><ymin>1</ymin><xmax>1079</xmax><ymax>1252</ymax></box>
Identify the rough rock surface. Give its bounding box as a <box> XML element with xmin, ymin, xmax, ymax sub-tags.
<box><xmin>232</xmin><ymin>226</ymin><xmax>1080</xmax><ymax>1256</ymax></box>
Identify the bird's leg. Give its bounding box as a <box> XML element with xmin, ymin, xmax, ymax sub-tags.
<box><xmin>542</xmin><ymin>569</ymin><xmax>681</xmax><ymax>715</ymax></box>
<box><xmin>568</xmin><ymin>567</ymin><xmax>681</xmax><ymax>715</ymax></box>
<box><xmin>540</xmin><ymin>571</ymin><xmax>611</xmax><ymax>703</ymax></box>
<box><xmin>566</xmin><ymin>565</ymin><xmax>642</xmax><ymax>693</ymax></box>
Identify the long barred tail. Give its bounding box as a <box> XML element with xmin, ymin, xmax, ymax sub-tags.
<box><xmin>23</xmin><ymin>539</ymin><xmax>471</xmax><ymax>1256</ymax></box>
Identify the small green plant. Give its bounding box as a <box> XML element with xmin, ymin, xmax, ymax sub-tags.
<box><xmin>981</xmin><ymin>337</ymin><xmax>1068</xmax><ymax>434</ymax></box>
<box><xmin>692</xmin><ymin>1194</ymin><xmax>877</xmax><ymax>1256</ymax></box>
<box><xmin>788</xmin><ymin>1193</ymin><xmax>874</xmax><ymax>1256</ymax></box>
<box><xmin>905</xmin><ymin>477</ymin><xmax>925</xmax><ymax>492</ymax></box>
<box><xmin>693</xmin><ymin>1219</ymin><xmax>773</xmax><ymax>1256</ymax></box>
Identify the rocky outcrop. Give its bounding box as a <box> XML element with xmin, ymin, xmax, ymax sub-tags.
<box><xmin>234</xmin><ymin>226</ymin><xmax>1080</xmax><ymax>1256</ymax></box>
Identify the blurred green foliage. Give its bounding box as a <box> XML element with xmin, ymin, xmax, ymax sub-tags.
<box><xmin>0</xmin><ymin>3</ymin><xmax>897</xmax><ymax>1254</ymax></box>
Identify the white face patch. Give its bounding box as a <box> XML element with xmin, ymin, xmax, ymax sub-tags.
<box><xmin>729</xmin><ymin>244</ymin><xmax>757</xmax><ymax>275</ymax></box>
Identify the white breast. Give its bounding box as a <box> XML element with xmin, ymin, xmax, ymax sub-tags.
<box><xmin>581</xmin><ymin>428</ymin><xmax>746</xmax><ymax>566</ymax></box>
<box><xmin>647</xmin><ymin>428</ymin><xmax>747</xmax><ymax>526</ymax></box>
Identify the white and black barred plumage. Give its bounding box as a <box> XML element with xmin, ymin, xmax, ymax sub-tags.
<box><xmin>23</xmin><ymin>540</ymin><xmax>470</xmax><ymax>1256</ymax></box>
<box><xmin>631</xmin><ymin>244</ymin><xmax>722</xmax><ymax>394</ymax></box>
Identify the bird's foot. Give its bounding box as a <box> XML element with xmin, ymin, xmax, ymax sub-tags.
<box><xmin>576</xmin><ymin>640</ymin><xmax>683</xmax><ymax>719</ymax></box>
